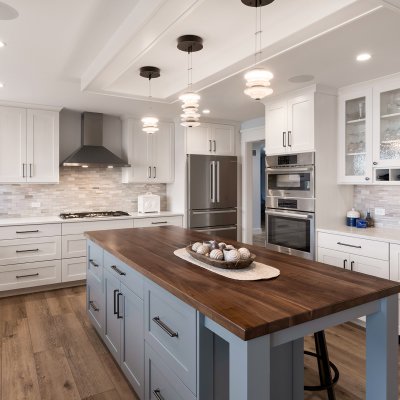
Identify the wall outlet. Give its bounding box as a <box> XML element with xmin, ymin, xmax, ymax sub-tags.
<box><xmin>31</xmin><ymin>202</ymin><xmax>41</xmax><ymax>208</ymax></box>
<box><xmin>375</xmin><ymin>207</ymin><xmax>386</xmax><ymax>216</ymax></box>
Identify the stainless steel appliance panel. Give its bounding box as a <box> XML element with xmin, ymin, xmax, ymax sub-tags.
<box><xmin>266</xmin><ymin>152</ymin><xmax>314</xmax><ymax>168</ymax></box>
<box><xmin>192</xmin><ymin>225</ymin><xmax>237</xmax><ymax>241</ymax></box>
<box><xmin>188</xmin><ymin>208</ymin><xmax>237</xmax><ymax>228</ymax></box>
<box><xmin>266</xmin><ymin>197</ymin><xmax>315</xmax><ymax>213</ymax></box>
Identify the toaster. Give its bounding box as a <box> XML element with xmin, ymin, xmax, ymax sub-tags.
<box><xmin>138</xmin><ymin>193</ymin><xmax>160</xmax><ymax>214</ymax></box>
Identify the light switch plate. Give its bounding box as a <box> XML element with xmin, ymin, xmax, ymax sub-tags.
<box><xmin>375</xmin><ymin>207</ymin><xmax>385</xmax><ymax>216</ymax></box>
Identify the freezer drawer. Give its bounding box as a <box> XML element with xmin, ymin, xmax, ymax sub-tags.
<box><xmin>192</xmin><ymin>225</ymin><xmax>237</xmax><ymax>241</ymax></box>
<box><xmin>188</xmin><ymin>208</ymin><xmax>237</xmax><ymax>228</ymax></box>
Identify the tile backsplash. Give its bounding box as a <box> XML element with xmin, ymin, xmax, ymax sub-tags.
<box><xmin>354</xmin><ymin>185</ymin><xmax>400</xmax><ymax>228</ymax></box>
<box><xmin>0</xmin><ymin>168</ymin><xmax>166</xmax><ymax>218</ymax></box>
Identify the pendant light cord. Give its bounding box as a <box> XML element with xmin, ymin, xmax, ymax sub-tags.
<box><xmin>187</xmin><ymin>48</ymin><xmax>193</xmax><ymax>89</ymax></box>
<box><xmin>254</xmin><ymin>3</ymin><xmax>262</xmax><ymax>65</ymax></box>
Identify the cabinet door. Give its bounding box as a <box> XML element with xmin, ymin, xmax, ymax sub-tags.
<box><xmin>121</xmin><ymin>283</ymin><xmax>144</xmax><ymax>399</ymax></box>
<box><xmin>130</xmin><ymin>123</ymin><xmax>153</xmax><ymax>182</ymax></box>
<box><xmin>104</xmin><ymin>269</ymin><xmax>122</xmax><ymax>362</ymax></box>
<box><xmin>349</xmin><ymin>254</ymin><xmax>389</xmax><ymax>279</ymax></box>
<box><xmin>151</xmin><ymin>122</ymin><xmax>174</xmax><ymax>183</ymax></box>
<box><xmin>390</xmin><ymin>244</ymin><xmax>400</xmax><ymax>282</ymax></box>
<box><xmin>212</xmin><ymin>124</ymin><xmax>235</xmax><ymax>156</ymax></box>
<box><xmin>317</xmin><ymin>247</ymin><xmax>348</xmax><ymax>269</ymax></box>
<box><xmin>287</xmin><ymin>93</ymin><xmax>314</xmax><ymax>153</ymax></box>
<box><xmin>373</xmin><ymin>79</ymin><xmax>400</xmax><ymax>167</ymax></box>
<box><xmin>0</xmin><ymin>106</ymin><xmax>27</xmax><ymax>183</ymax></box>
<box><xmin>338</xmin><ymin>90</ymin><xmax>373</xmax><ymax>184</ymax></box>
<box><xmin>185</xmin><ymin>124</ymin><xmax>212</xmax><ymax>154</ymax></box>
<box><xmin>26</xmin><ymin>109</ymin><xmax>59</xmax><ymax>183</ymax></box>
<box><xmin>265</xmin><ymin>101</ymin><xmax>287</xmax><ymax>155</ymax></box>
<box><xmin>87</xmin><ymin>277</ymin><xmax>105</xmax><ymax>336</ymax></box>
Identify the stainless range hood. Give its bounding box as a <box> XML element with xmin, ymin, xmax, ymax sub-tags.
<box><xmin>62</xmin><ymin>112</ymin><xmax>130</xmax><ymax>168</ymax></box>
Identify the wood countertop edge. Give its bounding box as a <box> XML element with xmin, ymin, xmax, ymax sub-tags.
<box><xmin>85</xmin><ymin>232</ymin><xmax>400</xmax><ymax>341</ymax></box>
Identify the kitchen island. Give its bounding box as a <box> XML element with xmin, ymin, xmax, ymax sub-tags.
<box><xmin>85</xmin><ymin>226</ymin><xmax>400</xmax><ymax>400</ymax></box>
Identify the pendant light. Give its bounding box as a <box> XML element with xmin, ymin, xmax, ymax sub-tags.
<box><xmin>242</xmin><ymin>0</ymin><xmax>275</xmax><ymax>100</ymax></box>
<box><xmin>139</xmin><ymin>66</ymin><xmax>160</xmax><ymax>134</ymax></box>
<box><xmin>177</xmin><ymin>35</ymin><xmax>203</xmax><ymax>128</ymax></box>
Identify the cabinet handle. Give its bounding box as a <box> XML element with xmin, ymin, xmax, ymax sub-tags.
<box><xmin>365</xmin><ymin>177</ymin><xmax>370</xmax><ymax>181</ymax></box>
<box><xmin>213</xmin><ymin>140</ymin><xmax>216</xmax><ymax>152</ymax></box>
<box><xmin>89</xmin><ymin>300</ymin><xmax>99</xmax><ymax>312</ymax></box>
<box><xmin>373</xmin><ymin>161</ymin><xmax>378</xmax><ymax>165</ymax></box>
<box><xmin>113</xmin><ymin>289</ymin><xmax>119</xmax><ymax>315</ymax></box>
<box><xmin>16</xmin><ymin>230</ymin><xmax>39</xmax><ymax>234</ymax></box>
<box><xmin>22</xmin><ymin>163</ymin><xmax>25</xmax><ymax>178</ymax></box>
<box><xmin>153</xmin><ymin>166</ymin><xmax>156</xmax><ymax>179</ymax></box>
<box><xmin>209</xmin><ymin>139</ymin><xmax>212</xmax><ymax>152</ymax></box>
<box><xmin>89</xmin><ymin>259</ymin><xmax>99</xmax><ymax>268</ymax></box>
<box><xmin>111</xmin><ymin>265</ymin><xmax>126</xmax><ymax>276</ymax></box>
<box><xmin>16</xmin><ymin>272</ymin><xmax>39</xmax><ymax>279</ymax></box>
<box><xmin>151</xmin><ymin>221</ymin><xmax>168</xmax><ymax>225</ymax></box>
<box><xmin>16</xmin><ymin>248</ymin><xmax>39</xmax><ymax>253</ymax></box>
<box><xmin>283</xmin><ymin>132</ymin><xmax>286</xmax><ymax>147</ymax></box>
<box><xmin>337</xmin><ymin>242</ymin><xmax>361</xmax><ymax>249</ymax></box>
<box><xmin>152</xmin><ymin>316</ymin><xmax>179</xmax><ymax>338</ymax></box>
<box><xmin>350</xmin><ymin>261</ymin><xmax>354</xmax><ymax>271</ymax></box>
<box><xmin>288</xmin><ymin>131</ymin><xmax>292</xmax><ymax>147</ymax></box>
<box><xmin>29</xmin><ymin>163</ymin><xmax>32</xmax><ymax>178</ymax></box>
<box><xmin>153</xmin><ymin>389</ymin><xmax>164</xmax><ymax>400</ymax></box>
<box><xmin>148</xmin><ymin>166</ymin><xmax>152</xmax><ymax>178</ymax></box>
<box><xmin>343</xmin><ymin>259</ymin><xmax>347</xmax><ymax>269</ymax></box>
<box><xmin>117</xmin><ymin>293</ymin><xmax>123</xmax><ymax>319</ymax></box>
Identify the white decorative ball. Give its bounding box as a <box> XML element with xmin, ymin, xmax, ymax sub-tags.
<box><xmin>210</xmin><ymin>249</ymin><xmax>224</xmax><ymax>260</ymax></box>
<box><xmin>226</xmin><ymin>244</ymin><xmax>236</xmax><ymax>250</ymax></box>
<box><xmin>238</xmin><ymin>247</ymin><xmax>251</xmax><ymax>260</ymax></box>
<box><xmin>218</xmin><ymin>242</ymin><xmax>227</xmax><ymax>250</ymax></box>
<box><xmin>192</xmin><ymin>242</ymin><xmax>202</xmax><ymax>252</ymax></box>
<box><xmin>196</xmin><ymin>244</ymin><xmax>209</xmax><ymax>255</ymax></box>
<box><xmin>224</xmin><ymin>249</ymin><xmax>240</xmax><ymax>263</ymax></box>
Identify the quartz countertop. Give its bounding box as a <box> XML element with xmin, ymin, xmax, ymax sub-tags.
<box><xmin>317</xmin><ymin>225</ymin><xmax>400</xmax><ymax>245</ymax></box>
<box><xmin>0</xmin><ymin>212</ymin><xmax>183</xmax><ymax>227</ymax></box>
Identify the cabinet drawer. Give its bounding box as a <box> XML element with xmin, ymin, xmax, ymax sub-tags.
<box><xmin>0</xmin><ymin>260</ymin><xmax>61</xmax><ymax>291</ymax></box>
<box><xmin>62</xmin><ymin>219</ymin><xmax>133</xmax><ymax>235</ymax></box>
<box><xmin>145</xmin><ymin>280</ymin><xmax>196</xmax><ymax>394</ymax></box>
<box><xmin>0</xmin><ymin>223</ymin><xmax>61</xmax><ymax>240</ymax></box>
<box><xmin>87</xmin><ymin>277</ymin><xmax>105</xmax><ymax>336</ymax></box>
<box><xmin>145</xmin><ymin>343</ymin><xmax>196</xmax><ymax>400</ymax></box>
<box><xmin>87</xmin><ymin>241</ymin><xmax>103</xmax><ymax>284</ymax></box>
<box><xmin>62</xmin><ymin>257</ymin><xmax>86</xmax><ymax>282</ymax></box>
<box><xmin>104</xmin><ymin>251</ymin><xmax>143</xmax><ymax>299</ymax></box>
<box><xmin>133</xmin><ymin>216</ymin><xmax>182</xmax><ymax>228</ymax></box>
<box><xmin>317</xmin><ymin>232</ymin><xmax>389</xmax><ymax>260</ymax></box>
<box><xmin>0</xmin><ymin>236</ymin><xmax>61</xmax><ymax>266</ymax></box>
<box><xmin>62</xmin><ymin>234</ymin><xmax>86</xmax><ymax>258</ymax></box>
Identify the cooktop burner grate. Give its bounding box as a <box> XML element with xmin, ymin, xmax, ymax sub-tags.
<box><xmin>59</xmin><ymin>211</ymin><xmax>130</xmax><ymax>219</ymax></box>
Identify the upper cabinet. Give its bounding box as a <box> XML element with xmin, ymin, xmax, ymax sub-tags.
<box><xmin>122</xmin><ymin>119</ymin><xmax>174</xmax><ymax>183</ymax></box>
<box><xmin>185</xmin><ymin>123</ymin><xmax>235</xmax><ymax>155</ymax></box>
<box><xmin>0</xmin><ymin>106</ymin><xmax>59</xmax><ymax>184</ymax></box>
<box><xmin>265</xmin><ymin>90</ymin><xmax>314</xmax><ymax>155</ymax></box>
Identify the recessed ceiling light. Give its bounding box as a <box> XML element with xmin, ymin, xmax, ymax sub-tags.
<box><xmin>356</xmin><ymin>53</ymin><xmax>371</xmax><ymax>62</ymax></box>
<box><xmin>0</xmin><ymin>82</ymin><xmax>5</xmax><ymax>88</ymax></box>
<box><xmin>0</xmin><ymin>41</ymin><xmax>6</xmax><ymax>48</ymax></box>
<box><xmin>202</xmin><ymin>109</ymin><xmax>210</xmax><ymax>114</ymax></box>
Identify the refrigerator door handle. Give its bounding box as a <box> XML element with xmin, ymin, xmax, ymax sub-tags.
<box><xmin>194</xmin><ymin>225</ymin><xmax>236</xmax><ymax>232</ymax></box>
<box><xmin>210</xmin><ymin>161</ymin><xmax>214</xmax><ymax>202</ymax></box>
<box><xmin>192</xmin><ymin>209</ymin><xmax>236</xmax><ymax>215</ymax></box>
<box><xmin>216</xmin><ymin>161</ymin><xmax>220</xmax><ymax>202</ymax></box>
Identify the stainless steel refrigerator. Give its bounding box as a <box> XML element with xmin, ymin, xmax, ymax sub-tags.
<box><xmin>187</xmin><ymin>154</ymin><xmax>237</xmax><ymax>240</ymax></box>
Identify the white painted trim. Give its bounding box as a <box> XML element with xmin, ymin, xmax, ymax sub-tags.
<box><xmin>0</xmin><ymin>101</ymin><xmax>62</xmax><ymax>112</ymax></box>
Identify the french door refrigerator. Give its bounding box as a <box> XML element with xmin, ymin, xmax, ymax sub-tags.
<box><xmin>187</xmin><ymin>154</ymin><xmax>237</xmax><ymax>240</ymax></box>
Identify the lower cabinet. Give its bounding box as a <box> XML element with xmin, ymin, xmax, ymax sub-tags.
<box><xmin>62</xmin><ymin>257</ymin><xmax>86</xmax><ymax>282</ymax></box>
<box><xmin>87</xmin><ymin>274</ymin><xmax>105</xmax><ymax>336</ymax></box>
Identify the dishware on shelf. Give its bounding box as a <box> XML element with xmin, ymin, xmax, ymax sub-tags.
<box><xmin>358</xmin><ymin>102</ymin><xmax>365</xmax><ymax>119</ymax></box>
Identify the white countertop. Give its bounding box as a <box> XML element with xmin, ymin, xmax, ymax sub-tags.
<box><xmin>0</xmin><ymin>212</ymin><xmax>183</xmax><ymax>227</ymax></box>
<box><xmin>317</xmin><ymin>225</ymin><xmax>400</xmax><ymax>245</ymax></box>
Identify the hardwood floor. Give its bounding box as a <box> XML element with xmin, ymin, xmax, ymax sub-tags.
<box><xmin>0</xmin><ymin>286</ymin><xmax>398</xmax><ymax>399</ymax></box>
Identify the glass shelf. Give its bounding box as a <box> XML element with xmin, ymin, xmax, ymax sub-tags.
<box><xmin>346</xmin><ymin>118</ymin><xmax>366</xmax><ymax>124</ymax></box>
<box><xmin>346</xmin><ymin>152</ymin><xmax>366</xmax><ymax>156</ymax></box>
<box><xmin>381</xmin><ymin>112</ymin><xmax>400</xmax><ymax>119</ymax></box>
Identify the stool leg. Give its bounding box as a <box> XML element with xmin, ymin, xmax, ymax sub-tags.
<box><xmin>314</xmin><ymin>331</ymin><xmax>336</xmax><ymax>400</ymax></box>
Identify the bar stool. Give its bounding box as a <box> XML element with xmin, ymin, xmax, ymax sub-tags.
<box><xmin>304</xmin><ymin>330</ymin><xmax>340</xmax><ymax>400</ymax></box>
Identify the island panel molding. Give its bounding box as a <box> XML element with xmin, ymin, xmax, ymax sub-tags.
<box><xmin>85</xmin><ymin>226</ymin><xmax>400</xmax><ymax>340</ymax></box>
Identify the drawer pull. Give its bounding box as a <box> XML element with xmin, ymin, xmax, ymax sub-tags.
<box><xmin>89</xmin><ymin>259</ymin><xmax>99</xmax><ymax>268</ymax></box>
<box><xmin>16</xmin><ymin>272</ymin><xmax>39</xmax><ymax>279</ymax></box>
<box><xmin>152</xmin><ymin>316</ymin><xmax>179</xmax><ymax>338</ymax></box>
<box><xmin>351</xmin><ymin>261</ymin><xmax>354</xmax><ymax>271</ymax></box>
<box><xmin>337</xmin><ymin>242</ymin><xmax>361</xmax><ymax>249</ymax></box>
<box><xmin>151</xmin><ymin>221</ymin><xmax>168</xmax><ymax>225</ymax></box>
<box><xmin>111</xmin><ymin>265</ymin><xmax>126</xmax><ymax>276</ymax></box>
<box><xmin>16</xmin><ymin>230</ymin><xmax>39</xmax><ymax>234</ymax></box>
<box><xmin>153</xmin><ymin>389</ymin><xmax>164</xmax><ymax>400</ymax></box>
<box><xmin>343</xmin><ymin>259</ymin><xmax>347</xmax><ymax>269</ymax></box>
<box><xmin>89</xmin><ymin>300</ymin><xmax>99</xmax><ymax>312</ymax></box>
<box><xmin>16</xmin><ymin>248</ymin><xmax>39</xmax><ymax>253</ymax></box>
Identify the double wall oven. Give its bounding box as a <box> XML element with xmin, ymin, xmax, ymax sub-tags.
<box><xmin>265</xmin><ymin>152</ymin><xmax>315</xmax><ymax>260</ymax></box>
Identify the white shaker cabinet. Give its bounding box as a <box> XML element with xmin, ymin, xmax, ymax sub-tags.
<box><xmin>122</xmin><ymin>119</ymin><xmax>174</xmax><ymax>183</ymax></box>
<box><xmin>265</xmin><ymin>101</ymin><xmax>287</xmax><ymax>154</ymax></box>
<box><xmin>0</xmin><ymin>106</ymin><xmax>59</xmax><ymax>184</ymax></box>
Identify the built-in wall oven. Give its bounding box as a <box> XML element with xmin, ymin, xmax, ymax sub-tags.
<box><xmin>265</xmin><ymin>152</ymin><xmax>315</xmax><ymax>260</ymax></box>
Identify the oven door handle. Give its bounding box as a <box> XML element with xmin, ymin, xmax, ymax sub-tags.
<box><xmin>265</xmin><ymin>210</ymin><xmax>313</xmax><ymax>219</ymax></box>
<box><xmin>266</xmin><ymin>167</ymin><xmax>313</xmax><ymax>173</ymax></box>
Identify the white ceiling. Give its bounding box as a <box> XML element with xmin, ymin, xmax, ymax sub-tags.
<box><xmin>1</xmin><ymin>0</ymin><xmax>400</xmax><ymax>122</ymax></box>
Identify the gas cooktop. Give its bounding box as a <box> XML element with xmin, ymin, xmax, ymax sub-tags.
<box><xmin>59</xmin><ymin>211</ymin><xmax>130</xmax><ymax>219</ymax></box>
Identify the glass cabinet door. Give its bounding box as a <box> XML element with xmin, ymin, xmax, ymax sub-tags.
<box><xmin>373</xmin><ymin>84</ymin><xmax>400</xmax><ymax>167</ymax></box>
<box><xmin>338</xmin><ymin>90</ymin><xmax>372</xmax><ymax>184</ymax></box>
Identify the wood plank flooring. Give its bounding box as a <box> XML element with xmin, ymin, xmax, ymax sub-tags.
<box><xmin>0</xmin><ymin>285</ymin><xmax>398</xmax><ymax>399</ymax></box>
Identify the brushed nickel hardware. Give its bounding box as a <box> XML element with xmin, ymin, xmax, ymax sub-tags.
<box><xmin>209</xmin><ymin>139</ymin><xmax>212</xmax><ymax>152</ymax></box>
<box><xmin>154</xmin><ymin>166</ymin><xmax>156</xmax><ymax>178</ymax></box>
<box><xmin>16</xmin><ymin>248</ymin><xmax>39</xmax><ymax>253</ymax></box>
<box><xmin>16</xmin><ymin>230</ymin><xmax>39</xmax><ymax>234</ymax></box>
<box><xmin>337</xmin><ymin>242</ymin><xmax>361</xmax><ymax>249</ymax></box>
<box><xmin>29</xmin><ymin>163</ymin><xmax>32</xmax><ymax>178</ymax></box>
<box><xmin>283</xmin><ymin>132</ymin><xmax>286</xmax><ymax>147</ymax></box>
<box><xmin>151</xmin><ymin>221</ymin><xmax>168</xmax><ymax>225</ymax></box>
<box><xmin>213</xmin><ymin>140</ymin><xmax>216</xmax><ymax>152</ymax></box>
<box><xmin>16</xmin><ymin>272</ymin><xmax>39</xmax><ymax>279</ymax></box>
<box><xmin>288</xmin><ymin>131</ymin><xmax>292</xmax><ymax>147</ymax></box>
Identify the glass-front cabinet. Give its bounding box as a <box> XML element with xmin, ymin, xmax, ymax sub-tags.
<box><xmin>338</xmin><ymin>89</ymin><xmax>373</xmax><ymax>184</ymax></box>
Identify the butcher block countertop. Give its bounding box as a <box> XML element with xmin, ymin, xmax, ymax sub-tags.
<box><xmin>85</xmin><ymin>226</ymin><xmax>400</xmax><ymax>340</ymax></box>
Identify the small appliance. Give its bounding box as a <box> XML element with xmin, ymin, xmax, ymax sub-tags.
<box><xmin>138</xmin><ymin>193</ymin><xmax>160</xmax><ymax>214</ymax></box>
